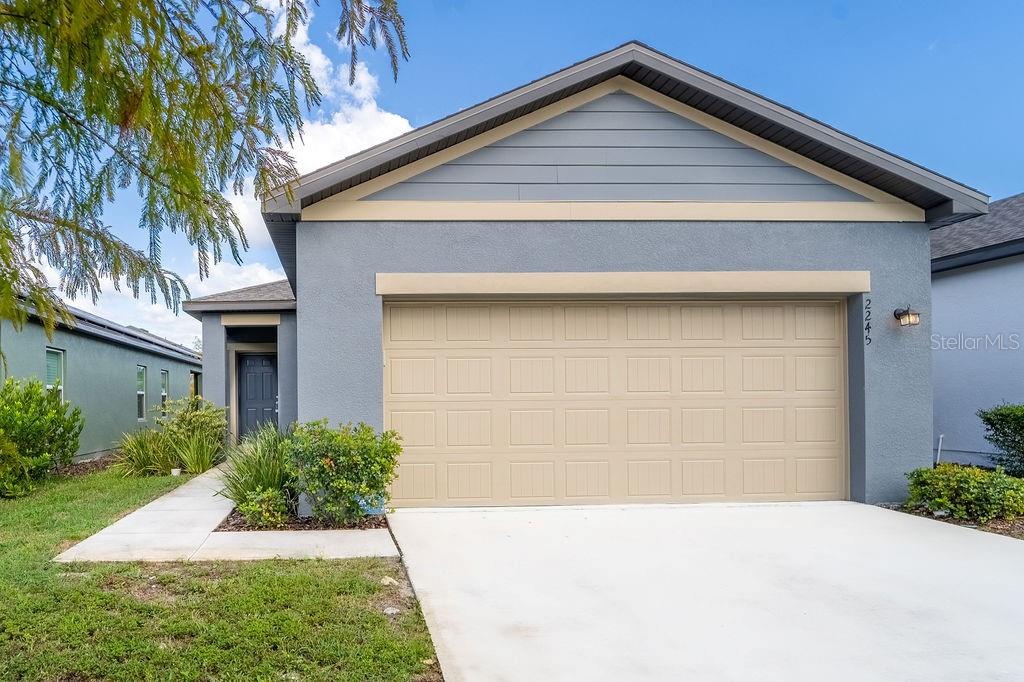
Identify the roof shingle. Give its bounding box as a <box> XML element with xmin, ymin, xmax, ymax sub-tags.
<box><xmin>182</xmin><ymin>280</ymin><xmax>295</xmax><ymax>317</ymax></box>
<box><xmin>931</xmin><ymin>193</ymin><xmax>1024</xmax><ymax>268</ymax></box>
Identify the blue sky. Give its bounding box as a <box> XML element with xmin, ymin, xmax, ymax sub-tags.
<box><xmin>77</xmin><ymin>0</ymin><xmax>1023</xmax><ymax>343</ymax></box>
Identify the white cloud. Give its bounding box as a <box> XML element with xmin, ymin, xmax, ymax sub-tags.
<box><xmin>184</xmin><ymin>258</ymin><xmax>285</xmax><ymax>298</ymax></box>
<box><xmin>226</xmin><ymin>177</ymin><xmax>273</xmax><ymax>248</ymax></box>
<box><xmin>223</xmin><ymin>22</ymin><xmax>412</xmax><ymax>246</ymax></box>
<box><xmin>290</xmin><ymin>63</ymin><xmax>412</xmax><ymax>174</ymax></box>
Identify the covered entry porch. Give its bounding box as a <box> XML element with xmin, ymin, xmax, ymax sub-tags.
<box><xmin>182</xmin><ymin>281</ymin><xmax>297</xmax><ymax>439</ymax></box>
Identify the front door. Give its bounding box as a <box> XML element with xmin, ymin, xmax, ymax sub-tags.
<box><xmin>238</xmin><ymin>354</ymin><xmax>277</xmax><ymax>437</ymax></box>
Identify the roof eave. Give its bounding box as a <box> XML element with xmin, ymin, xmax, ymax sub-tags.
<box><xmin>932</xmin><ymin>237</ymin><xmax>1024</xmax><ymax>273</ymax></box>
<box><xmin>263</xmin><ymin>42</ymin><xmax>987</xmax><ymax>218</ymax></box>
<box><xmin>182</xmin><ymin>299</ymin><xmax>297</xmax><ymax>320</ymax></box>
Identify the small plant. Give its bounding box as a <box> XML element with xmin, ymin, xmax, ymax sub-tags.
<box><xmin>0</xmin><ymin>378</ymin><xmax>84</xmax><ymax>497</ymax></box>
<box><xmin>170</xmin><ymin>431</ymin><xmax>223</xmax><ymax>475</ymax></box>
<box><xmin>220</xmin><ymin>424</ymin><xmax>295</xmax><ymax>510</ymax></box>
<box><xmin>977</xmin><ymin>404</ymin><xmax>1024</xmax><ymax>476</ymax></box>
<box><xmin>112</xmin><ymin>430</ymin><xmax>174</xmax><ymax>477</ymax></box>
<box><xmin>289</xmin><ymin>421</ymin><xmax>401</xmax><ymax>524</ymax></box>
<box><xmin>237</xmin><ymin>487</ymin><xmax>289</xmax><ymax>528</ymax></box>
<box><xmin>905</xmin><ymin>463</ymin><xmax>1024</xmax><ymax>523</ymax></box>
<box><xmin>157</xmin><ymin>396</ymin><xmax>227</xmax><ymax>447</ymax></box>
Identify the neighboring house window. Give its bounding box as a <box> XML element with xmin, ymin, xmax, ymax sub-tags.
<box><xmin>190</xmin><ymin>371</ymin><xmax>203</xmax><ymax>398</ymax></box>
<box><xmin>160</xmin><ymin>370</ymin><xmax>169</xmax><ymax>416</ymax></box>
<box><xmin>45</xmin><ymin>348</ymin><xmax>65</xmax><ymax>401</ymax></box>
<box><xmin>136</xmin><ymin>365</ymin><xmax>147</xmax><ymax>421</ymax></box>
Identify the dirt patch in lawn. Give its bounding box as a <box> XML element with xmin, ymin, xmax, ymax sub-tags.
<box><xmin>896</xmin><ymin>506</ymin><xmax>1024</xmax><ymax>540</ymax></box>
<box><xmin>102</xmin><ymin>573</ymin><xmax>181</xmax><ymax>605</ymax></box>
<box><xmin>214</xmin><ymin>509</ymin><xmax>388</xmax><ymax>532</ymax></box>
<box><xmin>59</xmin><ymin>455</ymin><xmax>115</xmax><ymax>477</ymax></box>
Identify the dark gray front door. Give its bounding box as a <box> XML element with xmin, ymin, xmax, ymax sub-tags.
<box><xmin>238</xmin><ymin>354</ymin><xmax>277</xmax><ymax>437</ymax></box>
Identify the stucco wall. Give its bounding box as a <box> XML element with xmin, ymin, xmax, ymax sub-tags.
<box><xmin>932</xmin><ymin>255</ymin><xmax>1024</xmax><ymax>465</ymax></box>
<box><xmin>1</xmin><ymin>319</ymin><xmax>200</xmax><ymax>457</ymax></box>
<box><xmin>294</xmin><ymin>220</ymin><xmax>932</xmax><ymax>504</ymax></box>
<box><xmin>201</xmin><ymin>314</ymin><xmax>228</xmax><ymax>408</ymax></box>
<box><xmin>199</xmin><ymin>312</ymin><xmax>297</xmax><ymax>432</ymax></box>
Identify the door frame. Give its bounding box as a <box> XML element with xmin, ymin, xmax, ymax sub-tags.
<box><xmin>227</xmin><ymin>342</ymin><xmax>276</xmax><ymax>440</ymax></box>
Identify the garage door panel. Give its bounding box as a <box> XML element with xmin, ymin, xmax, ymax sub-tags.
<box><xmin>384</xmin><ymin>300</ymin><xmax>847</xmax><ymax>506</ymax></box>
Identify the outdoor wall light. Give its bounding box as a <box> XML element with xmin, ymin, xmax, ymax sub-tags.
<box><xmin>893</xmin><ymin>307</ymin><xmax>921</xmax><ymax>327</ymax></box>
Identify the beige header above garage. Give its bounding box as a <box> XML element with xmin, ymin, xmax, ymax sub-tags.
<box><xmin>375</xmin><ymin>271</ymin><xmax>871</xmax><ymax>297</ymax></box>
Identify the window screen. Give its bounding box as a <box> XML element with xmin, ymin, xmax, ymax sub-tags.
<box><xmin>45</xmin><ymin>348</ymin><xmax>64</xmax><ymax>400</ymax></box>
<box><xmin>136</xmin><ymin>365</ymin><xmax>146</xmax><ymax>420</ymax></box>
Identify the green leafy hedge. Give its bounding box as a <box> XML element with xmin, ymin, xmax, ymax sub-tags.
<box><xmin>219</xmin><ymin>421</ymin><xmax>402</xmax><ymax>524</ymax></box>
<box><xmin>0</xmin><ymin>378</ymin><xmax>84</xmax><ymax>497</ymax></box>
<box><xmin>290</xmin><ymin>421</ymin><xmax>402</xmax><ymax>523</ymax></box>
<box><xmin>905</xmin><ymin>463</ymin><xmax>1024</xmax><ymax>523</ymax></box>
<box><xmin>977</xmin><ymin>404</ymin><xmax>1024</xmax><ymax>476</ymax></box>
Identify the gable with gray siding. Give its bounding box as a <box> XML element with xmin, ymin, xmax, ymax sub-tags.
<box><xmin>366</xmin><ymin>92</ymin><xmax>867</xmax><ymax>203</ymax></box>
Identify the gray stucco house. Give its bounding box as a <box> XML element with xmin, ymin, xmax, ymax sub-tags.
<box><xmin>1</xmin><ymin>306</ymin><xmax>202</xmax><ymax>459</ymax></box>
<box><xmin>184</xmin><ymin>42</ymin><xmax>987</xmax><ymax>506</ymax></box>
<box><xmin>932</xmin><ymin>193</ymin><xmax>1024</xmax><ymax>465</ymax></box>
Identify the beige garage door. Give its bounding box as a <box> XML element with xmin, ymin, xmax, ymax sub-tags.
<box><xmin>384</xmin><ymin>300</ymin><xmax>847</xmax><ymax>507</ymax></box>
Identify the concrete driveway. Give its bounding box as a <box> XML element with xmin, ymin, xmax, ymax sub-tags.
<box><xmin>389</xmin><ymin>502</ymin><xmax>1024</xmax><ymax>682</ymax></box>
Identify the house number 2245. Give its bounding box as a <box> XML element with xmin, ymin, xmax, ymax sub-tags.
<box><xmin>864</xmin><ymin>298</ymin><xmax>872</xmax><ymax>345</ymax></box>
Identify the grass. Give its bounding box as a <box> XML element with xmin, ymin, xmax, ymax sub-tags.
<box><xmin>0</xmin><ymin>467</ymin><xmax>438</xmax><ymax>681</ymax></box>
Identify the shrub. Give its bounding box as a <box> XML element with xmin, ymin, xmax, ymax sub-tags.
<box><xmin>220</xmin><ymin>424</ymin><xmax>295</xmax><ymax>511</ymax></box>
<box><xmin>170</xmin><ymin>431</ymin><xmax>223</xmax><ymax>475</ymax></box>
<box><xmin>0</xmin><ymin>378</ymin><xmax>84</xmax><ymax>497</ymax></box>
<box><xmin>977</xmin><ymin>404</ymin><xmax>1024</xmax><ymax>476</ymax></box>
<box><xmin>112</xmin><ymin>429</ymin><xmax>176</xmax><ymax>477</ymax></box>
<box><xmin>0</xmin><ymin>433</ymin><xmax>31</xmax><ymax>498</ymax></box>
<box><xmin>157</xmin><ymin>396</ymin><xmax>227</xmax><ymax>446</ymax></box>
<box><xmin>237</xmin><ymin>487</ymin><xmax>289</xmax><ymax>528</ymax></box>
<box><xmin>905</xmin><ymin>463</ymin><xmax>1024</xmax><ymax>523</ymax></box>
<box><xmin>289</xmin><ymin>421</ymin><xmax>401</xmax><ymax>523</ymax></box>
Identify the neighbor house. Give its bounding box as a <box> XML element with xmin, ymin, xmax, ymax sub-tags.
<box><xmin>932</xmin><ymin>193</ymin><xmax>1024</xmax><ymax>465</ymax></box>
<box><xmin>184</xmin><ymin>42</ymin><xmax>987</xmax><ymax>505</ymax></box>
<box><xmin>0</xmin><ymin>305</ymin><xmax>202</xmax><ymax>459</ymax></box>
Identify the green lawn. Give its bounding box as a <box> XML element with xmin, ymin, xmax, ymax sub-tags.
<box><xmin>0</xmin><ymin>468</ymin><xmax>438</xmax><ymax>681</ymax></box>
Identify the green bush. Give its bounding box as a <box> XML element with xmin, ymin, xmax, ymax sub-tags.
<box><xmin>289</xmin><ymin>421</ymin><xmax>401</xmax><ymax>523</ymax></box>
<box><xmin>220</xmin><ymin>424</ymin><xmax>295</xmax><ymax>511</ymax></box>
<box><xmin>905</xmin><ymin>463</ymin><xmax>1024</xmax><ymax>523</ymax></box>
<box><xmin>0</xmin><ymin>378</ymin><xmax>84</xmax><ymax>497</ymax></box>
<box><xmin>112</xmin><ymin>429</ymin><xmax>178</xmax><ymax>477</ymax></box>
<box><xmin>236</xmin><ymin>487</ymin><xmax>289</xmax><ymax>528</ymax></box>
<box><xmin>0</xmin><ymin>433</ymin><xmax>31</xmax><ymax>498</ymax></box>
<box><xmin>157</xmin><ymin>396</ymin><xmax>227</xmax><ymax>446</ymax></box>
<box><xmin>170</xmin><ymin>431</ymin><xmax>223</xmax><ymax>475</ymax></box>
<box><xmin>977</xmin><ymin>404</ymin><xmax>1024</xmax><ymax>476</ymax></box>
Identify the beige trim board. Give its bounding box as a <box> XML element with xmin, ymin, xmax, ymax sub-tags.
<box><xmin>226</xmin><ymin>343</ymin><xmax>276</xmax><ymax>440</ymax></box>
<box><xmin>376</xmin><ymin>271</ymin><xmax>871</xmax><ymax>297</ymax></box>
<box><xmin>221</xmin><ymin>313</ymin><xmax>281</xmax><ymax>326</ymax></box>
<box><xmin>306</xmin><ymin>200</ymin><xmax>923</xmax><ymax>222</ymax></box>
<box><xmin>302</xmin><ymin>75</ymin><xmax>924</xmax><ymax>222</ymax></box>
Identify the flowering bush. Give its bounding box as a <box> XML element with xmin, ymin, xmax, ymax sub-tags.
<box><xmin>289</xmin><ymin>420</ymin><xmax>401</xmax><ymax>523</ymax></box>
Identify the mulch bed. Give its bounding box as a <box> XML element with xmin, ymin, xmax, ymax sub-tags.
<box><xmin>893</xmin><ymin>505</ymin><xmax>1024</xmax><ymax>541</ymax></box>
<box><xmin>215</xmin><ymin>509</ymin><xmax>389</xmax><ymax>532</ymax></box>
<box><xmin>59</xmin><ymin>455</ymin><xmax>115</xmax><ymax>477</ymax></box>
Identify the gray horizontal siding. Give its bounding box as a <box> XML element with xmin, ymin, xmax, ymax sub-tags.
<box><xmin>366</xmin><ymin>92</ymin><xmax>867</xmax><ymax>203</ymax></box>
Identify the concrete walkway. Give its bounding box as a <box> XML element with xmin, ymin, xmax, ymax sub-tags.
<box><xmin>55</xmin><ymin>468</ymin><xmax>398</xmax><ymax>562</ymax></box>
<box><xmin>390</xmin><ymin>502</ymin><xmax>1024</xmax><ymax>682</ymax></box>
